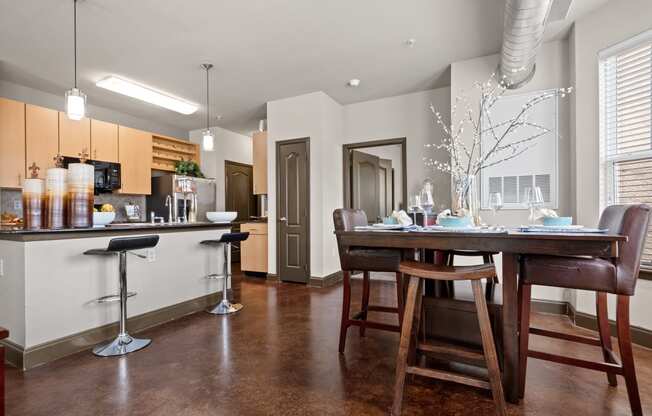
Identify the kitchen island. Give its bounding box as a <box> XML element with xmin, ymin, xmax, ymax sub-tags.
<box><xmin>0</xmin><ymin>222</ymin><xmax>232</xmax><ymax>369</ymax></box>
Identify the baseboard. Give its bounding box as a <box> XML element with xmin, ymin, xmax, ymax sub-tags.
<box><xmin>531</xmin><ymin>299</ymin><xmax>570</xmax><ymax>316</ymax></box>
<box><xmin>308</xmin><ymin>271</ymin><xmax>343</xmax><ymax>288</ymax></box>
<box><xmin>2</xmin><ymin>291</ymin><xmax>223</xmax><ymax>370</ymax></box>
<box><xmin>532</xmin><ymin>300</ymin><xmax>652</xmax><ymax>349</ymax></box>
<box><xmin>266</xmin><ymin>273</ymin><xmax>279</xmax><ymax>282</ymax></box>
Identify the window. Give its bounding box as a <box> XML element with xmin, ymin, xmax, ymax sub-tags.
<box><xmin>599</xmin><ymin>31</ymin><xmax>652</xmax><ymax>266</ymax></box>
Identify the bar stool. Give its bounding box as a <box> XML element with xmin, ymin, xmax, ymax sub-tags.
<box><xmin>200</xmin><ymin>232</ymin><xmax>249</xmax><ymax>315</ymax></box>
<box><xmin>84</xmin><ymin>235</ymin><xmax>159</xmax><ymax>357</ymax></box>
<box><xmin>392</xmin><ymin>260</ymin><xmax>506</xmax><ymax>416</ymax></box>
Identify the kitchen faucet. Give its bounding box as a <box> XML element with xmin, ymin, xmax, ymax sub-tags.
<box><xmin>164</xmin><ymin>195</ymin><xmax>173</xmax><ymax>223</ymax></box>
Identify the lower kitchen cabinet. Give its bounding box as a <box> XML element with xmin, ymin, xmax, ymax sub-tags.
<box><xmin>240</xmin><ymin>222</ymin><xmax>268</xmax><ymax>273</ymax></box>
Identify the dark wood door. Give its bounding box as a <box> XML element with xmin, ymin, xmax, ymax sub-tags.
<box><xmin>277</xmin><ymin>138</ymin><xmax>310</xmax><ymax>283</ymax></box>
<box><xmin>351</xmin><ymin>150</ymin><xmax>380</xmax><ymax>223</ymax></box>
<box><xmin>225</xmin><ymin>161</ymin><xmax>255</xmax><ymax>263</ymax></box>
<box><xmin>225</xmin><ymin>161</ymin><xmax>255</xmax><ymax>221</ymax></box>
<box><xmin>378</xmin><ymin>158</ymin><xmax>393</xmax><ymax>217</ymax></box>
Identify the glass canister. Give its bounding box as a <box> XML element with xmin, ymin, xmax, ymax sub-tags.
<box><xmin>22</xmin><ymin>178</ymin><xmax>45</xmax><ymax>230</ymax></box>
<box><xmin>45</xmin><ymin>167</ymin><xmax>68</xmax><ymax>229</ymax></box>
<box><xmin>66</xmin><ymin>163</ymin><xmax>94</xmax><ymax>228</ymax></box>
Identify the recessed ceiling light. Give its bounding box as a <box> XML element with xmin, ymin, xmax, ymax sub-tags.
<box><xmin>96</xmin><ymin>76</ymin><xmax>198</xmax><ymax>115</ymax></box>
<box><xmin>405</xmin><ymin>38</ymin><xmax>416</xmax><ymax>47</ymax></box>
<box><xmin>347</xmin><ymin>79</ymin><xmax>361</xmax><ymax>87</ymax></box>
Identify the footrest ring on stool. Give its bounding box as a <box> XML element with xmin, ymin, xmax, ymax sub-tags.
<box><xmin>93</xmin><ymin>291</ymin><xmax>137</xmax><ymax>304</ymax></box>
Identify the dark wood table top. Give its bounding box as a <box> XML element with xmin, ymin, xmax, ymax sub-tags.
<box><xmin>335</xmin><ymin>229</ymin><xmax>626</xmax><ymax>257</ymax></box>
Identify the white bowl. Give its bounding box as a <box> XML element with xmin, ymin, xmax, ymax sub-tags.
<box><xmin>93</xmin><ymin>211</ymin><xmax>116</xmax><ymax>227</ymax></box>
<box><xmin>206</xmin><ymin>211</ymin><xmax>237</xmax><ymax>223</ymax></box>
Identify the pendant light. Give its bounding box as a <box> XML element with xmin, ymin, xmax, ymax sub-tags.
<box><xmin>65</xmin><ymin>0</ymin><xmax>86</xmax><ymax>120</ymax></box>
<box><xmin>201</xmin><ymin>64</ymin><xmax>215</xmax><ymax>152</ymax></box>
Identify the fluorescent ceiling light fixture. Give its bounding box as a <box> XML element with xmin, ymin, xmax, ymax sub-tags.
<box><xmin>96</xmin><ymin>76</ymin><xmax>198</xmax><ymax>115</ymax></box>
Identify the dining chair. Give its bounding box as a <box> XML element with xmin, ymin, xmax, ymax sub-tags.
<box><xmin>333</xmin><ymin>209</ymin><xmax>404</xmax><ymax>353</ymax></box>
<box><xmin>518</xmin><ymin>204</ymin><xmax>651</xmax><ymax>416</ymax></box>
<box><xmin>392</xmin><ymin>260</ymin><xmax>506</xmax><ymax>416</ymax></box>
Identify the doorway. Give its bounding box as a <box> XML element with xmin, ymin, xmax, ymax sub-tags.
<box><xmin>276</xmin><ymin>138</ymin><xmax>310</xmax><ymax>283</ymax></box>
<box><xmin>343</xmin><ymin>138</ymin><xmax>407</xmax><ymax>223</ymax></box>
<box><xmin>225</xmin><ymin>160</ymin><xmax>255</xmax><ymax>263</ymax></box>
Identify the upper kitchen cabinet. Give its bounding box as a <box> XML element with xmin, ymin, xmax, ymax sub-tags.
<box><xmin>118</xmin><ymin>126</ymin><xmax>152</xmax><ymax>195</ymax></box>
<box><xmin>252</xmin><ymin>131</ymin><xmax>267</xmax><ymax>194</ymax></box>
<box><xmin>26</xmin><ymin>104</ymin><xmax>59</xmax><ymax>179</ymax></box>
<box><xmin>0</xmin><ymin>98</ymin><xmax>26</xmax><ymax>188</ymax></box>
<box><xmin>90</xmin><ymin>119</ymin><xmax>118</xmax><ymax>163</ymax></box>
<box><xmin>59</xmin><ymin>113</ymin><xmax>91</xmax><ymax>158</ymax></box>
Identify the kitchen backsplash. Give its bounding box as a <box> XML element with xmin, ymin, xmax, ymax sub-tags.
<box><xmin>0</xmin><ymin>189</ymin><xmax>146</xmax><ymax>222</ymax></box>
<box><xmin>94</xmin><ymin>194</ymin><xmax>147</xmax><ymax>222</ymax></box>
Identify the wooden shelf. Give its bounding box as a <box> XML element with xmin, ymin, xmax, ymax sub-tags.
<box><xmin>152</xmin><ymin>143</ymin><xmax>196</xmax><ymax>155</ymax></box>
<box><xmin>151</xmin><ymin>134</ymin><xmax>200</xmax><ymax>172</ymax></box>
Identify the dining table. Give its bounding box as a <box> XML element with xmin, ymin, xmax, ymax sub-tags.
<box><xmin>334</xmin><ymin>227</ymin><xmax>627</xmax><ymax>403</ymax></box>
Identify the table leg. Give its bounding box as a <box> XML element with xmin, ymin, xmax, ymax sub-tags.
<box><xmin>502</xmin><ymin>252</ymin><xmax>519</xmax><ymax>403</ymax></box>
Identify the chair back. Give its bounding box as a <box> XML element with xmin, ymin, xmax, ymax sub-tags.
<box><xmin>333</xmin><ymin>208</ymin><xmax>368</xmax><ymax>265</ymax></box>
<box><xmin>598</xmin><ymin>204</ymin><xmax>651</xmax><ymax>295</ymax></box>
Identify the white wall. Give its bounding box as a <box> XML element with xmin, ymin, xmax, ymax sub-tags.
<box><xmin>267</xmin><ymin>88</ymin><xmax>450</xmax><ymax>279</ymax></box>
<box><xmin>344</xmin><ymin>88</ymin><xmax>451</xmax><ymax>208</ymax></box>
<box><xmin>0</xmin><ymin>80</ymin><xmax>187</xmax><ymax>138</ymax></box>
<box><xmin>266</xmin><ymin>92</ymin><xmax>343</xmax><ymax>279</ymax></box>
<box><xmin>571</xmin><ymin>0</ymin><xmax>652</xmax><ymax>329</ymax></box>
<box><xmin>189</xmin><ymin>126</ymin><xmax>253</xmax><ymax>212</ymax></box>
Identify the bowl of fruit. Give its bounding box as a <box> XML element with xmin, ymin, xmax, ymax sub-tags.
<box><xmin>93</xmin><ymin>204</ymin><xmax>116</xmax><ymax>227</ymax></box>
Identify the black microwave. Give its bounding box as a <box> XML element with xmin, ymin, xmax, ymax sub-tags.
<box><xmin>62</xmin><ymin>157</ymin><xmax>121</xmax><ymax>194</ymax></box>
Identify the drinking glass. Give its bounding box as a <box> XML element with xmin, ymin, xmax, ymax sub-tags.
<box><xmin>524</xmin><ymin>186</ymin><xmax>544</xmax><ymax>224</ymax></box>
<box><xmin>488</xmin><ymin>192</ymin><xmax>503</xmax><ymax>223</ymax></box>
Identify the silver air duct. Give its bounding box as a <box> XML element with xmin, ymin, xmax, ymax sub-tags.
<box><xmin>498</xmin><ymin>0</ymin><xmax>554</xmax><ymax>89</ymax></box>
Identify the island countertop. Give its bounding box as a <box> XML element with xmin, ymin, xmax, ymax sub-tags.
<box><xmin>0</xmin><ymin>221</ymin><xmax>233</xmax><ymax>241</ymax></box>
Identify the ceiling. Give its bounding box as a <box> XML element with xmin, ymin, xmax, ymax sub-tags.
<box><xmin>0</xmin><ymin>0</ymin><xmax>609</xmax><ymax>135</ymax></box>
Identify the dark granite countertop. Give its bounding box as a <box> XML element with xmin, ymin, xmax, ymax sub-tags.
<box><xmin>0</xmin><ymin>221</ymin><xmax>233</xmax><ymax>242</ymax></box>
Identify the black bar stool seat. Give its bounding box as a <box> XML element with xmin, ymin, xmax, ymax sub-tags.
<box><xmin>200</xmin><ymin>232</ymin><xmax>249</xmax><ymax>315</ymax></box>
<box><xmin>84</xmin><ymin>235</ymin><xmax>159</xmax><ymax>357</ymax></box>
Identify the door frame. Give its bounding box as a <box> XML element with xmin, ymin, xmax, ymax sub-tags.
<box><xmin>276</xmin><ymin>137</ymin><xmax>311</xmax><ymax>282</ymax></box>
<box><xmin>343</xmin><ymin>137</ymin><xmax>407</xmax><ymax>210</ymax></box>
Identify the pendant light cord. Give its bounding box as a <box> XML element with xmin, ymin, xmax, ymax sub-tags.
<box><xmin>206</xmin><ymin>66</ymin><xmax>210</xmax><ymax>130</ymax></box>
<box><xmin>73</xmin><ymin>0</ymin><xmax>78</xmax><ymax>88</ymax></box>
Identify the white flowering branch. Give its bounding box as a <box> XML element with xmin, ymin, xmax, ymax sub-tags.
<box><xmin>426</xmin><ymin>72</ymin><xmax>572</xmax><ymax>196</ymax></box>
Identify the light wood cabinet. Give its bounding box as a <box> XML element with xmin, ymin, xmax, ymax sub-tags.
<box><xmin>26</xmin><ymin>104</ymin><xmax>59</xmax><ymax>179</ymax></box>
<box><xmin>240</xmin><ymin>222</ymin><xmax>268</xmax><ymax>273</ymax></box>
<box><xmin>0</xmin><ymin>98</ymin><xmax>26</xmax><ymax>188</ymax></box>
<box><xmin>90</xmin><ymin>119</ymin><xmax>118</xmax><ymax>163</ymax></box>
<box><xmin>59</xmin><ymin>113</ymin><xmax>90</xmax><ymax>158</ymax></box>
<box><xmin>118</xmin><ymin>126</ymin><xmax>152</xmax><ymax>195</ymax></box>
<box><xmin>253</xmin><ymin>131</ymin><xmax>268</xmax><ymax>194</ymax></box>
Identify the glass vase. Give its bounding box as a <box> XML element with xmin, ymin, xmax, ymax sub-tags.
<box><xmin>455</xmin><ymin>175</ymin><xmax>481</xmax><ymax>226</ymax></box>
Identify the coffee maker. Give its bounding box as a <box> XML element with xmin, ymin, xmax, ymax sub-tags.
<box><xmin>148</xmin><ymin>174</ymin><xmax>216</xmax><ymax>223</ymax></box>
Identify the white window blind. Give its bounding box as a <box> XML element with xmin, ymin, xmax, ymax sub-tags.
<box><xmin>600</xmin><ymin>32</ymin><xmax>652</xmax><ymax>266</ymax></box>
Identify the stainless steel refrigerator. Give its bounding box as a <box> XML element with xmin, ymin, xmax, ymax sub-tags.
<box><xmin>148</xmin><ymin>174</ymin><xmax>216</xmax><ymax>223</ymax></box>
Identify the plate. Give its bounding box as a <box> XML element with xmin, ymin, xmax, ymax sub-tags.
<box><xmin>371</xmin><ymin>223</ymin><xmax>405</xmax><ymax>230</ymax></box>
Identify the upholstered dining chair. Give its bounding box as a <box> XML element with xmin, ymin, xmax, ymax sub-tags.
<box><xmin>518</xmin><ymin>204</ymin><xmax>651</xmax><ymax>416</ymax></box>
<box><xmin>333</xmin><ymin>209</ymin><xmax>404</xmax><ymax>353</ymax></box>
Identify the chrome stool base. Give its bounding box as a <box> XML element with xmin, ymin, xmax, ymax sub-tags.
<box><xmin>92</xmin><ymin>334</ymin><xmax>151</xmax><ymax>357</ymax></box>
<box><xmin>207</xmin><ymin>299</ymin><xmax>244</xmax><ymax>315</ymax></box>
